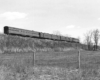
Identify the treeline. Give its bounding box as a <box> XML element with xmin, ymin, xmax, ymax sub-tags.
<box><xmin>0</xmin><ymin>34</ymin><xmax>79</xmax><ymax>53</ymax></box>
<box><xmin>84</xmin><ymin>29</ymin><xmax>100</xmax><ymax>51</ymax></box>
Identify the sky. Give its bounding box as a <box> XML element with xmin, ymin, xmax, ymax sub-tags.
<box><xmin>0</xmin><ymin>0</ymin><xmax>100</xmax><ymax>42</ymax></box>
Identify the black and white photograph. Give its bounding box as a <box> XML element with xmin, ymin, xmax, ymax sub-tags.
<box><xmin>0</xmin><ymin>0</ymin><xmax>100</xmax><ymax>80</ymax></box>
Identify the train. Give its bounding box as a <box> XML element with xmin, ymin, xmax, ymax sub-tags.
<box><xmin>4</xmin><ymin>26</ymin><xmax>79</xmax><ymax>43</ymax></box>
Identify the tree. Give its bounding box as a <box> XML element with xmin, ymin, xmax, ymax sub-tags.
<box><xmin>84</xmin><ymin>31</ymin><xmax>93</xmax><ymax>50</ymax></box>
<box><xmin>52</xmin><ymin>31</ymin><xmax>62</xmax><ymax>36</ymax></box>
<box><xmin>65</xmin><ymin>34</ymin><xmax>71</xmax><ymax>37</ymax></box>
<box><xmin>92</xmin><ymin>29</ymin><xmax>100</xmax><ymax>50</ymax></box>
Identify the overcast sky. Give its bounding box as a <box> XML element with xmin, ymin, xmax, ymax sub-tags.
<box><xmin>0</xmin><ymin>0</ymin><xmax>100</xmax><ymax>42</ymax></box>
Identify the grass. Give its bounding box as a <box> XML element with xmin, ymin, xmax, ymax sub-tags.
<box><xmin>0</xmin><ymin>65</ymin><xmax>100</xmax><ymax>80</ymax></box>
<box><xmin>0</xmin><ymin>50</ymin><xmax>100</xmax><ymax>79</ymax></box>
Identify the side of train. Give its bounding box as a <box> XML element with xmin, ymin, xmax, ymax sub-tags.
<box><xmin>4</xmin><ymin>26</ymin><xmax>79</xmax><ymax>43</ymax></box>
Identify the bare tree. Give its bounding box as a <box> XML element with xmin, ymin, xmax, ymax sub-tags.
<box><xmin>92</xmin><ymin>29</ymin><xmax>100</xmax><ymax>50</ymax></box>
<box><xmin>65</xmin><ymin>34</ymin><xmax>71</xmax><ymax>37</ymax></box>
<box><xmin>52</xmin><ymin>31</ymin><xmax>62</xmax><ymax>35</ymax></box>
<box><xmin>84</xmin><ymin>31</ymin><xmax>93</xmax><ymax>50</ymax></box>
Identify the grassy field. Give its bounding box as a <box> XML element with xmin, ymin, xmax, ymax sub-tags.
<box><xmin>0</xmin><ymin>50</ymin><xmax>100</xmax><ymax>79</ymax></box>
<box><xmin>0</xmin><ymin>49</ymin><xmax>80</xmax><ymax>68</ymax></box>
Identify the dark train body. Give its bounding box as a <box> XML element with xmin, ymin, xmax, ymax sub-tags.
<box><xmin>4</xmin><ymin>26</ymin><xmax>79</xmax><ymax>43</ymax></box>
